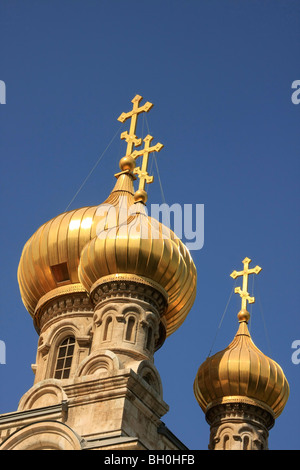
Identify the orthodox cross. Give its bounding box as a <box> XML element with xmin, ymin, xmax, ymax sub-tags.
<box><xmin>118</xmin><ymin>94</ymin><xmax>153</xmax><ymax>156</ymax></box>
<box><xmin>132</xmin><ymin>135</ymin><xmax>164</xmax><ymax>191</ymax></box>
<box><xmin>118</xmin><ymin>95</ymin><xmax>164</xmax><ymax>194</ymax></box>
<box><xmin>230</xmin><ymin>257</ymin><xmax>262</xmax><ymax>312</ymax></box>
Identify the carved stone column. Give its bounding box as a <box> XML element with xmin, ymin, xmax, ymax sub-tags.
<box><xmin>89</xmin><ymin>277</ymin><xmax>168</xmax><ymax>367</ymax></box>
<box><xmin>206</xmin><ymin>401</ymin><xmax>274</xmax><ymax>450</ymax></box>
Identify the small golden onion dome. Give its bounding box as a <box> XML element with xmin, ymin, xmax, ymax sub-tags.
<box><xmin>193</xmin><ymin>317</ymin><xmax>289</xmax><ymax>419</ymax></box>
<box><xmin>78</xmin><ymin>202</ymin><xmax>197</xmax><ymax>337</ymax></box>
<box><xmin>17</xmin><ymin>173</ymin><xmax>135</xmax><ymax>321</ymax></box>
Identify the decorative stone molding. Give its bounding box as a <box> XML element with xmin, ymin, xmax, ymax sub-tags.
<box><xmin>0</xmin><ymin>421</ymin><xmax>83</xmax><ymax>450</ymax></box>
<box><xmin>32</xmin><ymin>318</ymin><xmax>93</xmax><ymax>383</ymax></box>
<box><xmin>76</xmin><ymin>349</ymin><xmax>123</xmax><ymax>377</ymax></box>
<box><xmin>0</xmin><ymin>403</ymin><xmax>68</xmax><ymax>446</ymax></box>
<box><xmin>18</xmin><ymin>379</ymin><xmax>68</xmax><ymax>412</ymax></box>
<box><xmin>93</xmin><ymin>302</ymin><xmax>158</xmax><ymax>330</ymax></box>
<box><xmin>35</xmin><ymin>292</ymin><xmax>94</xmax><ymax>332</ymax></box>
<box><xmin>42</xmin><ymin>319</ymin><xmax>91</xmax><ymax>347</ymax></box>
<box><xmin>134</xmin><ymin>360</ymin><xmax>163</xmax><ymax>397</ymax></box>
<box><xmin>206</xmin><ymin>402</ymin><xmax>274</xmax><ymax>450</ymax></box>
<box><xmin>206</xmin><ymin>400</ymin><xmax>274</xmax><ymax>430</ymax></box>
<box><xmin>91</xmin><ymin>288</ymin><xmax>167</xmax><ymax>356</ymax></box>
<box><xmin>90</xmin><ymin>299</ymin><xmax>163</xmax><ymax>365</ymax></box>
<box><xmin>90</xmin><ymin>276</ymin><xmax>168</xmax><ymax>318</ymax></box>
<box><xmin>37</xmin><ymin>340</ymin><xmax>51</xmax><ymax>357</ymax></box>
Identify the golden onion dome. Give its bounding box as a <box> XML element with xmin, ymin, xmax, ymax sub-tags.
<box><xmin>17</xmin><ymin>172</ymin><xmax>135</xmax><ymax>321</ymax></box>
<box><xmin>18</xmin><ymin>168</ymin><xmax>197</xmax><ymax>337</ymax></box>
<box><xmin>193</xmin><ymin>316</ymin><xmax>289</xmax><ymax>419</ymax></box>
<box><xmin>78</xmin><ymin>198</ymin><xmax>197</xmax><ymax>337</ymax></box>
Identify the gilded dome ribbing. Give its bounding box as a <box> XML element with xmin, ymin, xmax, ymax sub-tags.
<box><xmin>17</xmin><ymin>173</ymin><xmax>135</xmax><ymax>320</ymax></box>
<box><xmin>78</xmin><ymin>198</ymin><xmax>197</xmax><ymax>337</ymax></box>
<box><xmin>194</xmin><ymin>318</ymin><xmax>289</xmax><ymax>419</ymax></box>
<box><xmin>18</xmin><ymin>170</ymin><xmax>197</xmax><ymax>336</ymax></box>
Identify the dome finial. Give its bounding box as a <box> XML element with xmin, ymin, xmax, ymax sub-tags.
<box><xmin>230</xmin><ymin>257</ymin><xmax>262</xmax><ymax>321</ymax></box>
<box><xmin>117</xmin><ymin>94</ymin><xmax>153</xmax><ymax>157</ymax></box>
<box><xmin>132</xmin><ymin>134</ymin><xmax>163</xmax><ymax>202</ymax></box>
<box><xmin>117</xmin><ymin>95</ymin><xmax>163</xmax><ymax>203</ymax></box>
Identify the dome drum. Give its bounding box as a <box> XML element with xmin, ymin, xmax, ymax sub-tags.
<box><xmin>205</xmin><ymin>397</ymin><xmax>275</xmax><ymax>430</ymax></box>
<box><xmin>33</xmin><ymin>284</ymin><xmax>92</xmax><ymax>333</ymax></box>
<box><xmin>89</xmin><ymin>274</ymin><xmax>168</xmax><ymax>317</ymax></box>
<box><xmin>89</xmin><ymin>275</ymin><xmax>168</xmax><ymax>351</ymax></box>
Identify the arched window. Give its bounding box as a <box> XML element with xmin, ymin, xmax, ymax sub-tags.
<box><xmin>125</xmin><ymin>317</ymin><xmax>136</xmax><ymax>342</ymax></box>
<box><xmin>146</xmin><ymin>326</ymin><xmax>153</xmax><ymax>351</ymax></box>
<box><xmin>103</xmin><ymin>317</ymin><xmax>113</xmax><ymax>341</ymax></box>
<box><xmin>243</xmin><ymin>435</ymin><xmax>250</xmax><ymax>450</ymax></box>
<box><xmin>54</xmin><ymin>336</ymin><xmax>75</xmax><ymax>379</ymax></box>
<box><xmin>142</xmin><ymin>372</ymin><xmax>153</xmax><ymax>387</ymax></box>
<box><xmin>223</xmin><ymin>435</ymin><xmax>230</xmax><ymax>450</ymax></box>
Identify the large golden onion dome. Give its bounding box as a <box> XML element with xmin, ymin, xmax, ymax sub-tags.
<box><xmin>78</xmin><ymin>194</ymin><xmax>197</xmax><ymax>337</ymax></box>
<box><xmin>193</xmin><ymin>314</ymin><xmax>289</xmax><ymax>419</ymax></box>
<box><xmin>18</xmin><ymin>167</ymin><xmax>197</xmax><ymax>336</ymax></box>
<box><xmin>18</xmin><ymin>170</ymin><xmax>196</xmax><ymax>337</ymax></box>
<box><xmin>17</xmin><ymin>172</ymin><xmax>135</xmax><ymax>322</ymax></box>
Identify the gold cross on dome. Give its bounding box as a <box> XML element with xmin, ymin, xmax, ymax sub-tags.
<box><xmin>132</xmin><ymin>135</ymin><xmax>164</xmax><ymax>190</ymax></box>
<box><xmin>230</xmin><ymin>257</ymin><xmax>262</xmax><ymax>312</ymax></box>
<box><xmin>118</xmin><ymin>94</ymin><xmax>153</xmax><ymax>156</ymax></box>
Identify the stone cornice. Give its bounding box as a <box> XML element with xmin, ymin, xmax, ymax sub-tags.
<box><xmin>35</xmin><ymin>292</ymin><xmax>94</xmax><ymax>332</ymax></box>
<box><xmin>206</xmin><ymin>400</ymin><xmax>275</xmax><ymax>431</ymax></box>
<box><xmin>63</xmin><ymin>368</ymin><xmax>169</xmax><ymax>420</ymax></box>
<box><xmin>90</xmin><ymin>276</ymin><xmax>168</xmax><ymax>318</ymax></box>
<box><xmin>0</xmin><ymin>402</ymin><xmax>68</xmax><ymax>446</ymax></box>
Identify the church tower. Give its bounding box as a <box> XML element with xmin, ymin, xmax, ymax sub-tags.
<box><xmin>193</xmin><ymin>258</ymin><xmax>289</xmax><ymax>450</ymax></box>
<box><xmin>0</xmin><ymin>95</ymin><xmax>197</xmax><ymax>450</ymax></box>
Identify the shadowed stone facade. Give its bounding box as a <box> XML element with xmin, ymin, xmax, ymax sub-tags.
<box><xmin>0</xmin><ymin>282</ymin><xmax>187</xmax><ymax>450</ymax></box>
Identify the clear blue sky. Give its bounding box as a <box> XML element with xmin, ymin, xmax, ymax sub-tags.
<box><xmin>0</xmin><ymin>1</ymin><xmax>299</xmax><ymax>450</ymax></box>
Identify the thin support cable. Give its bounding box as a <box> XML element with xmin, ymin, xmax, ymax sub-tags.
<box><xmin>153</xmin><ymin>153</ymin><xmax>166</xmax><ymax>204</ymax></box>
<box><xmin>64</xmin><ymin>124</ymin><xmax>123</xmax><ymax>212</ymax></box>
<box><xmin>147</xmin><ymin>154</ymin><xmax>155</xmax><ymax>196</ymax></box>
<box><xmin>141</xmin><ymin>112</ymin><xmax>145</xmax><ymax>141</ymax></box>
<box><xmin>255</xmin><ymin>281</ymin><xmax>273</xmax><ymax>357</ymax></box>
<box><xmin>249</xmin><ymin>274</ymin><xmax>255</xmax><ymax>333</ymax></box>
<box><xmin>207</xmin><ymin>279</ymin><xmax>237</xmax><ymax>358</ymax></box>
<box><xmin>145</xmin><ymin>113</ymin><xmax>151</xmax><ymax>135</ymax></box>
<box><xmin>144</xmin><ymin>115</ymin><xmax>166</xmax><ymax>204</ymax></box>
<box><xmin>117</xmin><ymin>127</ymin><xmax>124</xmax><ymax>165</ymax></box>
